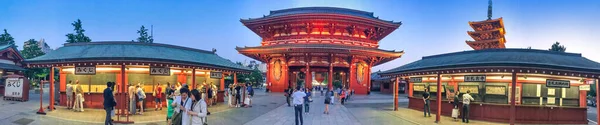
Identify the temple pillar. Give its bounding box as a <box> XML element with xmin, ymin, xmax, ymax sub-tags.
<box><xmin>349</xmin><ymin>59</ymin><xmax>355</xmax><ymax>92</ymax></box>
<box><xmin>510</xmin><ymin>72</ymin><xmax>517</xmax><ymax>125</ymax></box>
<box><xmin>596</xmin><ymin>78</ymin><xmax>600</xmax><ymax>124</ymax></box>
<box><xmin>328</xmin><ymin>64</ymin><xmax>333</xmax><ymax>90</ymax></box>
<box><xmin>435</xmin><ymin>73</ymin><xmax>441</xmax><ymax>123</ymax></box>
<box><xmin>192</xmin><ymin>69</ymin><xmax>196</xmax><ymax>89</ymax></box>
<box><xmin>266</xmin><ymin>63</ymin><xmax>271</xmax><ymax>91</ymax></box>
<box><xmin>49</xmin><ymin>67</ymin><xmax>55</xmax><ymax>110</ymax></box>
<box><xmin>220</xmin><ymin>73</ymin><xmax>225</xmax><ymax>91</ymax></box>
<box><xmin>234</xmin><ymin>73</ymin><xmax>237</xmax><ymax>84</ymax></box>
<box><xmin>305</xmin><ymin>64</ymin><xmax>311</xmax><ymax>89</ymax></box>
<box><xmin>394</xmin><ymin>77</ymin><xmax>399</xmax><ymax>111</ymax></box>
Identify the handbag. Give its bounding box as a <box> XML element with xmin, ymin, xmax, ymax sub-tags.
<box><xmin>152</xmin><ymin>89</ymin><xmax>156</xmax><ymax>97</ymax></box>
<box><xmin>171</xmin><ymin>98</ymin><xmax>189</xmax><ymax>125</ymax></box>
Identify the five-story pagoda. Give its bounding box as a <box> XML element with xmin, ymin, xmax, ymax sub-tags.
<box><xmin>237</xmin><ymin>7</ymin><xmax>404</xmax><ymax>94</ymax></box>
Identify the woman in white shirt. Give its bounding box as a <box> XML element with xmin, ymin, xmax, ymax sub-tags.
<box><xmin>188</xmin><ymin>89</ymin><xmax>207</xmax><ymax>125</ymax></box>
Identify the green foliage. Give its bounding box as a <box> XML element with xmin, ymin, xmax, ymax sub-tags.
<box><xmin>65</xmin><ymin>19</ymin><xmax>92</xmax><ymax>43</ymax></box>
<box><xmin>21</xmin><ymin>39</ymin><xmax>48</xmax><ymax>81</ymax></box>
<box><xmin>235</xmin><ymin>61</ymin><xmax>264</xmax><ymax>87</ymax></box>
<box><xmin>333</xmin><ymin>80</ymin><xmax>342</xmax><ymax>89</ymax></box>
<box><xmin>0</xmin><ymin>29</ymin><xmax>15</xmax><ymax>46</ymax></box>
<box><xmin>549</xmin><ymin>41</ymin><xmax>566</xmax><ymax>52</ymax></box>
<box><xmin>589</xmin><ymin>83</ymin><xmax>596</xmax><ymax>97</ymax></box>
<box><xmin>136</xmin><ymin>25</ymin><xmax>154</xmax><ymax>43</ymax></box>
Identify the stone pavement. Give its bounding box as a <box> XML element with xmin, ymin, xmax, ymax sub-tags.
<box><xmin>245</xmin><ymin>91</ymin><xmax>361</xmax><ymax>125</ymax></box>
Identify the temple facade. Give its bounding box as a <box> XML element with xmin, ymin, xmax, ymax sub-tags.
<box><xmin>237</xmin><ymin>7</ymin><xmax>404</xmax><ymax>94</ymax></box>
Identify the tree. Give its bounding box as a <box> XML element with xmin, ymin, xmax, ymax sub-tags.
<box><xmin>65</xmin><ymin>19</ymin><xmax>92</xmax><ymax>43</ymax></box>
<box><xmin>21</xmin><ymin>39</ymin><xmax>48</xmax><ymax>84</ymax></box>
<box><xmin>0</xmin><ymin>29</ymin><xmax>15</xmax><ymax>46</ymax></box>
<box><xmin>549</xmin><ymin>41</ymin><xmax>566</xmax><ymax>52</ymax></box>
<box><xmin>135</xmin><ymin>25</ymin><xmax>154</xmax><ymax>43</ymax></box>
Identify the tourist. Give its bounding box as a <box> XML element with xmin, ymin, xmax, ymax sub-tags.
<box><xmin>207</xmin><ymin>83</ymin><xmax>213</xmax><ymax>107</ymax></box>
<box><xmin>103</xmin><ymin>82</ymin><xmax>117</xmax><ymax>125</ymax></box>
<box><xmin>292</xmin><ymin>86</ymin><xmax>307</xmax><ymax>125</ymax></box>
<box><xmin>304</xmin><ymin>88</ymin><xmax>312</xmax><ymax>114</ymax></box>
<box><xmin>172</xmin><ymin>88</ymin><xmax>192</xmax><ymax>125</ymax></box>
<box><xmin>285</xmin><ymin>87</ymin><xmax>292</xmax><ymax>107</ymax></box>
<box><xmin>319</xmin><ymin>86</ymin><xmax>323</xmax><ymax>96</ymax></box>
<box><xmin>74</xmin><ymin>80</ymin><xmax>84</xmax><ymax>112</ymax></box>
<box><xmin>166</xmin><ymin>84</ymin><xmax>176</xmax><ymax>124</ymax></box>
<box><xmin>452</xmin><ymin>90</ymin><xmax>461</xmax><ymax>121</ymax></box>
<box><xmin>323</xmin><ymin>89</ymin><xmax>331</xmax><ymax>115</ymax></box>
<box><xmin>235</xmin><ymin>83</ymin><xmax>242</xmax><ymax>107</ymax></box>
<box><xmin>188</xmin><ymin>89</ymin><xmax>208</xmax><ymax>125</ymax></box>
<box><xmin>247</xmin><ymin>83</ymin><xmax>254</xmax><ymax>106</ymax></box>
<box><xmin>137</xmin><ymin>84</ymin><xmax>146</xmax><ymax>115</ymax></box>
<box><xmin>423</xmin><ymin>88</ymin><xmax>431</xmax><ymax>117</ymax></box>
<box><xmin>228</xmin><ymin>85</ymin><xmax>234</xmax><ymax>107</ymax></box>
<box><xmin>128</xmin><ymin>83</ymin><xmax>137</xmax><ymax>115</ymax></box>
<box><xmin>462</xmin><ymin>90</ymin><xmax>475</xmax><ymax>123</ymax></box>
<box><xmin>212</xmin><ymin>84</ymin><xmax>218</xmax><ymax>106</ymax></box>
<box><xmin>340</xmin><ymin>88</ymin><xmax>347</xmax><ymax>105</ymax></box>
<box><xmin>330</xmin><ymin>88</ymin><xmax>335</xmax><ymax>105</ymax></box>
<box><xmin>155</xmin><ymin>82</ymin><xmax>163</xmax><ymax>111</ymax></box>
<box><xmin>66</xmin><ymin>80</ymin><xmax>73</xmax><ymax>109</ymax></box>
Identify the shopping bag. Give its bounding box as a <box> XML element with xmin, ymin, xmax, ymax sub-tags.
<box><xmin>452</xmin><ymin>108</ymin><xmax>459</xmax><ymax>118</ymax></box>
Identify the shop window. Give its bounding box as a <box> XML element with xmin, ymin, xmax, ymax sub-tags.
<box><xmin>484</xmin><ymin>85</ymin><xmax>508</xmax><ymax>104</ymax></box>
<box><xmin>429</xmin><ymin>84</ymin><xmax>447</xmax><ymax>100</ymax></box>
<box><xmin>66</xmin><ymin>72</ymin><xmax>116</xmax><ymax>93</ymax></box>
<box><xmin>458</xmin><ymin>84</ymin><xmax>482</xmax><ymax>102</ymax></box>
<box><xmin>412</xmin><ymin>84</ymin><xmax>425</xmax><ymax>98</ymax></box>
<box><xmin>521</xmin><ymin>83</ymin><xmax>579</xmax><ymax>107</ymax></box>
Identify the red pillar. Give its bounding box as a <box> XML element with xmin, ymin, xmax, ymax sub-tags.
<box><xmin>234</xmin><ymin>73</ymin><xmax>237</xmax><ymax>84</ymax></box>
<box><xmin>192</xmin><ymin>69</ymin><xmax>196</xmax><ymax>89</ymax></box>
<box><xmin>435</xmin><ymin>73</ymin><xmax>441</xmax><ymax>123</ymax></box>
<box><xmin>305</xmin><ymin>64</ymin><xmax>311</xmax><ymax>89</ymax></box>
<box><xmin>596</xmin><ymin>78</ymin><xmax>600</xmax><ymax>125</ymax></box>
<box><xmin>394</xmin><ymin>77</ymin><xmax>399</xmax><ymax>111</ymax></box>
<box><xmin>328</xmin><ymin>64</ymin><xmax>333</xmax><ymax>90</ymax></box>
<box><xmin>49</xmin><ymin>67</ymin><xmax>55</xmax><ymax>110</ymax></box>
<box><xmin>114</xmin><ymin>64</ymin><xmax>133</xmax><ymax>123</ymax></box>
<box><xmin>220</xmin><ymin>73</ymin><xmax>225</xmax><ymax>91</ymax></box>
<box><xmin>510</xmin><ymin>72</ymin><xmax>517</xmax><ymax>125</ymax></box>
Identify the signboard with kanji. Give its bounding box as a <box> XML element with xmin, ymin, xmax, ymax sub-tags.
<box><xmin>210</xmin><ymin>71</ymin><xmax>223</xmax><ymax>79</ymax></box>
<box><xmin>4</xmin><ymin>78</ymin><xmax>23</xmax><ymax>98</ymax></box>
<box><xmin>75</xmin><ymin>66</ymin><xmax>96</xmax><ymax>75</ymax></box>
<box><xmin>546</xmin><ymin>79</ymin><xmax>570</xmax><ymax>88</ymax></box>
<box><xmin>464</xmin><ymin>75</ymin><xmax>486</xmax><ymax>82</ymax></box>
<box><xmin>150</xmin><ymin>67</ymin><xmax>170</xmax><ymax>76</ymax></box>
<box><xmin>409</xmin><ymin>77</ymin><xmax>422</xmax><ymax>83</ymax></box>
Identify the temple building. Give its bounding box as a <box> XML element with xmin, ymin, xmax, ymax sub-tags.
<box><xmin>237</xmin><ymin>7</ymin><xmax>404</xmax><ymax>94</ymax></box>
<box><xmin>381</xmin><ymin>0</ymin><xmax>600</xmax><ymax>124</ymax></box>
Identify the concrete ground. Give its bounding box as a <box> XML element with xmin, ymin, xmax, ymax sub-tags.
<box><xmin>0</xmin><ymin>88</ymin><xmax>597</xmax><ymax>125</ymax></box>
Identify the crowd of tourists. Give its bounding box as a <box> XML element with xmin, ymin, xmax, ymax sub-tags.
<box><xmin>226</xmin><ymin>82</ymin><xmax>254</xmax><ymax>108</ymax></box>
<box><xmin>421</xmin><ymin>88</ymin><xmax>475</xmax><ymax>123</ymax></box>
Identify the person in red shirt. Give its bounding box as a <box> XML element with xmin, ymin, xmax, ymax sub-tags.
<box><xmin>155</xmin><ymin>83</ymin><xmax>163</xmax><ymax>111</ymax></box>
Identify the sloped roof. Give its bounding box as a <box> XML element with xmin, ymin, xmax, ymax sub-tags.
<box><xmin>381</xmin><ymin>49</ymin><xmax>600</xmax><ymax>75</ymax></box>
<box><xmin>26</xmin><ymin>42</ymin><xmax>251</xmax><ymax>72</ymax></box>
<box><xmin>241</xmin><ymin>7</ymin><xmax>401</xmax><ymax>24</ymax></box>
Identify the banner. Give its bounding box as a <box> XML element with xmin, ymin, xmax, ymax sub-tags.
<box><xmin>75</xmin><ymin>66</ymin><xmax>96</xmax><ymax>75</ymax></box>
<box><xmin>4</xmin><ymin>78</ymin><xmax>23</xmax><ymax>98</ymax></box>
<box><xmin>150</xmin><ymin>67</ymin><xmax>170</xmax><ymax>76</ymax></box>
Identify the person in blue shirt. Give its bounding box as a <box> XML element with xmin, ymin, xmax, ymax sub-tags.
<box><xmin>103</xmin><ymin>82</ymin><xmax>117</xmax><ymax>125</ymax></box>
<box><xmin>304</xmin><ymin>88</ymin><xmax>312</xmax><ymax>114</ymax></box>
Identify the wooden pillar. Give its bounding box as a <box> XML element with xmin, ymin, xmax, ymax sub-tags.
<box><xmin>435</xmin><ymin>73</ymin><xmax>441</xmax><ymax>123</ymax></box>
<box><xmin>328</xmin><ymin>64</ymin><xmax>333</xmax><ymax>90</ymax></box>
<box><xmin>394</xmin><ymin>77</ymin><xmax>399</xmax><ymax>111</ymax></box>
<box><xmin>510</xmin><ymin>72</ymin><xmax>517</xmax><ymax>125</ymax></box>
<box><xmin>220</xmin><ymin>73</ymin><xmax>225</xmax><ymax>91</ymax></box>
<box><xmin>266</xmin><ymin>63</ymin><xmax>270</xmax><ymax>91</ymax></box>
<box><xmin>305</xmin><ymin>64</ymin><xmax>311</xmax><ymax>89</ymax></box>
<box><xmin>192</xmin><ymin>69</ymin><xmax>196</xmax><ymax>89</ymax></box>
<box><xmin>234</xmin><ymin>73</ymin><xmax>237</xmax><ymax>84</ymax></box>
<box><xmin>114</xmin><ymin>64</ymin><xmax>133</xmax><ymax>123</ymax></box>
<box><xmin>407</xmin><ymin>78</ymin><xmax>413</xmax><ymax>97</ymax></box>
<box><xmin>49</xmin><ymin>67</ymin><xmax>55</xmax><ymax>110</ymax></box>
<box><xmin>596</xmin><ymin>78</ymin><xmax>600</xmax><ymax>125</ymax></box>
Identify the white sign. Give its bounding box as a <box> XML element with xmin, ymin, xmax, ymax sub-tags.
<box><xmin>150</xmin><ymin>67</ymin><xmax>170</xmax><ymax>76</ymax></box>
<box><xmin>75</xmin><ymin>66</ymin><xmax>96</xmax><ymax>75</ymax></box>
<box><xmin>4</xmin><ymin>78</ymin><xmax>23</xmax><ymax>98</ymax></box>
<box><xmin>580</xmin><ymin>85</ymin><xmax>591</xmax><ymax>91</ymax></box>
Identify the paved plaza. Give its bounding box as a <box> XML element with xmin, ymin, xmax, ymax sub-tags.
<box><xmin>0</xmin><ymin>88</ymin><xmax>596</xmax><ymax>125</ymax></box>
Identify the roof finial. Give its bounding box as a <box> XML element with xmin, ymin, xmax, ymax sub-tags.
<box><xmin>487</xmin><ymin>0</ymin><xmax>493</xmax><ymax>20</ymax></box>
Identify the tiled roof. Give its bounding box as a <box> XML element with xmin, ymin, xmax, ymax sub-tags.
<box><xmin>242</xmin><ymin>7</ymin><xmax>401</xmax><ymax>24</ymax></box>
<box><xmin>382</xmin><ymin>49</ymin><xmax>600</xmax><ymax>74</ymax></box>
<box><xmin>26</xmin><ymin>42</ymin><xmax>251</xmax><ymax>72</ymax></box>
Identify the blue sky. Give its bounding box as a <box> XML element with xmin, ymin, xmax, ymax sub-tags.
<box><xmin>1</xmin><ymin>0</ymin><xmax>599</xmax><ymax>71</ymax></box>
